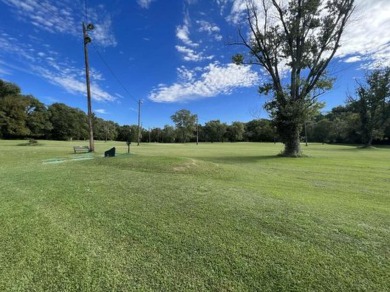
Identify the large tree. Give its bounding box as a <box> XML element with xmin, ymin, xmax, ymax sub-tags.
<box><xmin>171</xmin><ymin>109</ymin><xmax>197</xmax><ymax>143</ymax></box>
<box><xmin>349</xmin><ymin>68</ymin><xmax>390</xmax><ymax>147</ymax></box>
<box><xmin>233</xmin><ymin>0</ymin><xmax>354</xmax><ymax>156</ymax></box>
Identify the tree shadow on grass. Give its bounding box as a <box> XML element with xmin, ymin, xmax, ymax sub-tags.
<box><xmin>197</xmin><ymin>154</ymin><xmax>283</xmax><ymax>164</ymax></box>
<box><xmin>330</xmin><ymin>144</ymin><xmax>390</xmax><ymax>151</ymax></box>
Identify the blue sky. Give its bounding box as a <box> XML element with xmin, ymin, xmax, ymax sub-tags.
<box><xmin>0</xmin><ymin>0</ymin><xmax>389</xmax><ymax>128</ymax></box>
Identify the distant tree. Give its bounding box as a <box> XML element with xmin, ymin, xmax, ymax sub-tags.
<box><xmin>171</xmin><ymin>109</ymin><xmax>197</xmax><ymax>143</ymax></box>
<box><xmin>0</xmin><ymin>81</ymin><xmax>27</xmax><ymax>138</ymax></box>
<box><xmin>105</xmin><ymin>121</ymin><xmax>119</xmax><ymax>141</ymax></box>
<box><xmin>0</xmin><ymin>79</ymin><xmax>21</xmax><ymax>98</ymax></box>
<box><xmin>93</xmin><ymin>118</ymin><xmax>118</xmax><ymax>141</ymax></box>
<box><xmin>93</xmin><ymin>117</ymin><xmax>105</xmax><ymax>140</ymax></box>
<box><xmin>245</xmin><ymin>119</ymin><xmax>276</xmax><ymax>142</ymax></box>
<box><xmin>233</xmin><ymin>0</ymin><xmax>354</xmax><ymax>156</ymax></box>
<box><xmin>196</xmin><ymin>124</ymin><xmax>206</xmax><ymax>142</ymax></box>
<box><xmin>226</xmin><ymin>121</ymin><xmax>245</xmax><ymax>142</ymax></box>
<box><xmin>0</xmin><ymin>95</ymin><xmax>30</xmax><ymax>138</ymax></box>
<box><xmin>204</xmin><ymin>120</ymin><xmax>227</xmax><ymax>142</ymax></box>
<box><xmin>324</xmin><ymin>106</ymin><xmax>360</xmax><ymax>143</ymax></box>
<box><xmin>147</xmin><ymin>127</ymin><xmax>159</xmax><ymax>142</ymax></box>
<box><xmin>117</xmin><ymin>125</ymin><xmax>139</xmax><ymax>142</ymax></box>
<box><xmin>48</xmin><ymin>103</ymin><xmax>88</xmax><ymax>140</ymax></box>
<box><xmin>161</xmin><ymin>125</ymin><xmax>176</xmax><ymax>143</ymax></box>
<box><xmin>349</xmin><ymin>68</ymin><xmax>390</xmax><ymax>146</ymax></box>
<box><xmin>25</xmin><ymin>96</ymin><xmax>52</xmax><ymax>138</ymax></box>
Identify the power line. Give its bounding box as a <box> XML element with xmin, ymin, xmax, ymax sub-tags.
<box><xmin>91</xmin><ymin>43</ymin><xmax>139</xmax><ymax>104</ymax></box>
<box><xmin>35</xmin><ymin>0</ymin><xmax>142</xmax><ymax>109</ymax></box>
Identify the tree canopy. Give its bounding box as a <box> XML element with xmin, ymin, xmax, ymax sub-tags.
<box><xmin>233</xmin><ymin>0</ymin><xmax>355</xmax><ymax>156</ymax></box>
<box><xmin>348</xmin><ymin>67</ymin><xmax>390</xmax><ymax>146</ymax></box>
<box><xmin>170</xmin><ymin>109</ymin><xmax>197</xmax><ymax>143</ymax></box>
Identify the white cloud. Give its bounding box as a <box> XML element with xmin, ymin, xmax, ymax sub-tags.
<box><xmin>35</xmin><ymin>66</ymin><xmax>116</xmax><ymax>102</ymax></box>
<box><xmin>0</xmin><ymin>33</ymin><xmax>115</xmax><ymax>102</ymax></box>
<box><xmin>336</xmin><ymin>0</ymin><xmax>390</xmax><ymax>68</ymax></box>
<box><xmin>215</xmin><ymin>0</ymin><xmax>229</xmax><ymax>14</ymax></box>
<box><xmin>220</xmin><ymin>0</ymin><xmax>390</xmax><ymax>69</ymax></box>
<box><xmin>177</xmin><ymin>66</ymin><xmax>196</xmax><ymax>82</ymax></box>
<box><xmin>149</xmin><ymin>63</ymin><xmax>259</xmax><ymax>103</ymax></box>
<box><xmin>197</xmin><ymin>20</ymin><xmax>223</xmax><ymax>41</ymax></box>
<box><xmin>95</xmin><ymin>109</ymin><xmax>107</xmax><ymax>114</ymax></box>
<box><xmin>1</xmin><ymin>0</ymin><xmax>116</xmax><ymax>47</ymax></box>
<box><xmin>137</xmin><ymin>0</ymin><xmax>154</xmax><ymax>9</ymax></box>
<box><xmin>175</xmin><ymin>12</ymin><xmax>218</xmax><ymax>61</ymax></box>
<box><xmin>176</xmin><ymin>13</ymin><xmax>199</xmax><ymax>48</ymax></box>
<box><xmin>91</xmin><ymin>16</ymin><xmax>117</xmax><ymax>47</ymax></box>
<box><xmin>344</xmin><ymin>56</ymin><xmax>362</xmax><ymax>63</ymax></box>
<box><xmin>175</xmin><ymin>45</ymin><xmax>214</xmax><ymax>62</ymax></box>
<box><xmin>0</xmin><ymin>61</ymin><xmax>11</xmax><ymax>76</ymax></box>
<box><xmin>225</xmin><ymin>0</ymin><xmax>248</xmax><ymax>24</ymax></box>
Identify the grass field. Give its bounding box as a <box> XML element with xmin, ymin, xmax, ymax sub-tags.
<box><xmin>0</xmin><ymin>140</ymin><xmax>389</xmax><ymax>291</ymax></box>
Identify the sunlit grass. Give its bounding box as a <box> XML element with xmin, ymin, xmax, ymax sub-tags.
<box><xmin>0</xmin><ymin>140</ymin><xmax>389</xmax><ymax>290</ymax></box>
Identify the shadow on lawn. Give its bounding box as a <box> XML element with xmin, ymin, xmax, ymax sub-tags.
<box><xmin>197</xmin><ymin>154</ymin><xmax>282</xmax><ymax>164</ymax></box>
<box><xmin>328</xmin><ymin>144</ymin><xmax>390</xmax><ymax>151</ymax></box>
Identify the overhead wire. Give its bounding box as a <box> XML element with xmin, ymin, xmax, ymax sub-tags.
<box><xmin>84</xmin><ymin>0</ymin><xmax>140</xmax><ymax>105</ymax></box>
<box><xmin>91</xmin><ymin>44</ymin><xmax>139</xmax><ymax>104</ymax></box>
<box><xmin>34</xmin><ymin>0</ymin><xmax>143</xmax><ymax>107</ymax></box>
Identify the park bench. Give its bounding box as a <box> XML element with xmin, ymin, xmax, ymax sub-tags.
<box><xmin>73</xmin><ymin>146</ymin><xmax>90</xmax><ymax>153</ymax></box>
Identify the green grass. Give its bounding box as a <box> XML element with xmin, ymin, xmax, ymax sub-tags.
<box><xmin>0</xmin><ymin>140</ymin><xmax>389</xmax><ymax>291</ymax></box>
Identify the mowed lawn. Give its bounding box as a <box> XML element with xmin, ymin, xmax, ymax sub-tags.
<box><xmin>0</xmin><ymin>140</ymin><xmax>388</xmax><ymax>291</ymax></box>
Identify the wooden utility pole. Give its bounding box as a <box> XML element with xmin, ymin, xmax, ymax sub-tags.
<box><xmin>137</xmin><ymin>99</ymin><xmax>142</xmax><ymax>146</ymax></box>
<box><xmin>83</xmin><ymin>22</ymin><xmax>95</xmax><ymax>152</ymax></box>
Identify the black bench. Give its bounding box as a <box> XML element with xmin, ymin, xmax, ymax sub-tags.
<box><xmin>73</xmin><ymin>146</ymin><xmax>90</xmax><ymax>153</ymax></box>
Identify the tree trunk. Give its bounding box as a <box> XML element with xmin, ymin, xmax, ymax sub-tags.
<box><xmin>279</xmin><ymin>122</ymin><xmax>302</xmax><ymax>157</ymax></box>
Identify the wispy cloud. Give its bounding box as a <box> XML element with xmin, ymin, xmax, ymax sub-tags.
<box><xmin>0</xmin><ymin>0</ymin><xmax>116</xmax><ymax>47</ymax></box>
<box><xmin>95</xmin><ymin>109</ymin><xmax>108</xmax><ymax>114</ymax></box>
<box><xmin>149</xmin><ymin>63</ymin><xmax>259</xmax><ymax>103</ymax></box>
<box><xmin>0</xmin><ymin>61</ymin><xmax>11</xmax><ymax>76</ymax></box>
<box><xmin>137</xmin><ymin>0</ymin><xmax>155</xmax><ymax>9</ymax></box>
<box><xmin>197</xmin><ymin>20</ymin><xmax>223</xmax><ymax>41</ymax></box>
<box><xmin>176</xmin><ymin>12</ymin><xmax>199</xmax><ymax>48</ymax></box>
<box><xmin>0</xmin><ymin>32</ymin><xmax>116</xmax><ymax>102</ymax></box>
<box><xmin>90</xmin><ymin>16</ymin><xmax>117</xmax><ymax>47</ymax></box>
<box><xmin>336</xmin><ymin>0</ymin><xmax>390</xmax><ymax>68</ymax></box>
<box><xmin>175</xmin><ymin>45</ymin><xmax>213</xmax><ymax>62</ymax></box>
<box><xmin>175</xmin><ymin>11</ymin><xmax>215</xmax><ymax>62</ymax></box>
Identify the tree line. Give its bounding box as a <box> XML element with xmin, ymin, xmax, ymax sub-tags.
<box><xmin>1</xmin><ymin>72</ymin><xmax>389</xmax><ymax>145</ymax></box>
